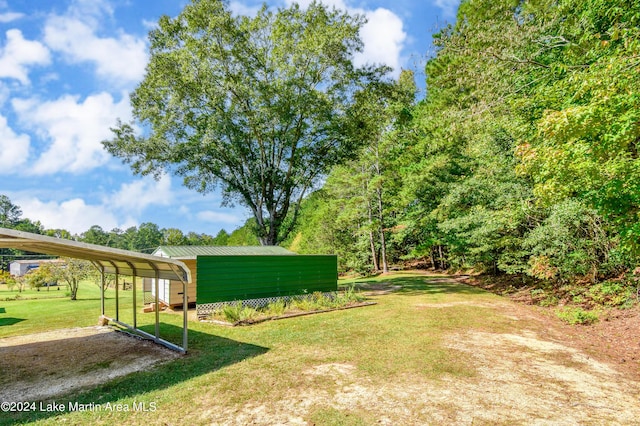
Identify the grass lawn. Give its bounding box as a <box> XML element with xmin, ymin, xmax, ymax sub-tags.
<box><xmin>0</xmin><ymin>280</ymin><xmax>155</xmax><ymax>338</ymax></box>
<box><xmin>1</xmin><ymin>271</ymin><xmax>516</xmax><ymax>425</ymax></box>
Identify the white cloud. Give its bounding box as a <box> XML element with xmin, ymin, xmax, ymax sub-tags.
<box><xmin>283</xmin><ymin>0</ymin><xmax>406</xmax><ymax>75</ymax></box>
<box><xmin>10</xmin><ymin>176</ymin><xmax>176</xmax><ymax>234</ymax></box>
<box><xmin>0</xmin><ymin>29</ymin><xmax>51</xmax><ymax>84</ymax></box>
<box><xmin>15</xmin><ymin>197</ymin><xmax>122</xmax><ymax>234</ymax></box>
<box><xmin>0</xmin><ymin>114</ymin><xmax>30</xmax><ymax>173</ymax></box>
<box><xmin>229</xmin><ymin>1</ymin><xmax>263</xmax><ymax>16</ymax></box>
<box><xmin>43</xmin><ymin>2</ymin><xmax>147</xmax><ymax>86</ymax></box>
<box><xmin>11</xmin><ymin>92</ymin><xmax>131</xmax><ymax>175</ymax></box>
<box><xmin>433</xmin><ymin>0</ymin><xmax>460</xmax><ymax>19</ymax></box>
<box><xmin>355</xmin><ymin>8</ymin><xmax>406</xmax><ymax>72</ymax></box>
<box><xmin>197</xmin><ymin>210</ymin><xmax>243</xmax><ymax>225</ymax></box>
<box><xmin>108</xmin><ymin>175</ymin><xmax>174</xmax><ymax>214</ymax></box>
<box><xmin>0</xmin><ymin>12</ymin><xmax>23</xmax><ymax>23</ymax></box>
<box><xmin>66</xmin><ymin>0</ymin><xmax>114</xmax><ymax>20</ymax></box>
<box><xmin>0</xmin><ymin>81</ymin><xmax>10</xmax><ymax>106</ymax></box>
<box><xmin>142</xmin><ymin>19</ymin><xmax>159</xmax><ymax>31</ymax></box>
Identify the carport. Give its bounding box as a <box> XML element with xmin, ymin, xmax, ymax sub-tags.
<box><xmin>0</xmin><ymin>227</ymin><xmax>192</xmax><ymax>353</ymax></box>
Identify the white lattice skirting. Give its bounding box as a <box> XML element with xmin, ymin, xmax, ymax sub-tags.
<box><xmin>196</xmin><ymin>292</ymin><xmax>336</xmax><ymax>317</ymax></box>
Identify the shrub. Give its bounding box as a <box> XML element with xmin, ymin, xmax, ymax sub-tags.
<box><xmin>290</xmin><ymin>296</ymin><xmax>317</xmax><ymax>311</ymax></box>
<box><xmin>263</xmin><ymin>299</ymin><xmax>286</xmax><ymax>316</ymax></box>
<box><xmin>336</xmin><ymin>285</ymin><xmax>366</xmax><ymax>304</ymax></box>
<box><xmin>210</xmin><ymin>287</ymin><xmax>367</xmax><ymax>324</ymax></box>
<box><xmin>539</xmin><ymin>295</ymin><xmax>559</xmax><ymax>307</ymax></box>
<box><xmin>220</xmin><ymin>302</ymin><xmax>258</xmax><ymax>323</ymax></box>
<box><xmin>523</xmin><ymin>199</ymin><xmax>612</xmax><ymax>282</ymax></box>
<box><xmin>556</xmin><ymin>307</ymin><xmax>598</xmax><ymax>325</ymax></box>
<box><xmin>587</xmin><ymin>281</ymin><xmax>634</xmax><ymax>307</ymax></box>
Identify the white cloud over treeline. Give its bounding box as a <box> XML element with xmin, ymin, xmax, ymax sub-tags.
<box><xmin>284</xmin><ymin>0</ymin><xmax>407</xmax><ymax>76</ymax></box>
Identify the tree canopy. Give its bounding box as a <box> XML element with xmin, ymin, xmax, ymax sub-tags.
<box><xmin>104</xmin><ymin>0</ymin><xmax>388</xmax><ymax>245</ymax></box>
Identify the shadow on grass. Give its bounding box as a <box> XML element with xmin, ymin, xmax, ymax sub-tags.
<box><xmin>0</xmin><ymin>317</ymin><xmax>24</xmax><ymax>326</ymax></box>
<box><xmin>2</xmin><ymin>324</ymin><xmax>268</xmax><ymax>426</ymax></box>
<box><xmin>350</xmin><ymin>274</ymin><xmax>487</xmax><ymax>296</ymax></box>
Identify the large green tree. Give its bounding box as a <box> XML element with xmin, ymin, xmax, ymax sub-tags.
<box><xmin>104</xmin><ymin>0</ymin><xmax>387</xmax><ymax>245</ymax></box>
<box><xmin>394</xmin><ymin>0</ymin><xmax>636</xmax><ymax>280</ymax></box>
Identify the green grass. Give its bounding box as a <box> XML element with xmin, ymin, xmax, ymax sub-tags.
<box><xmin>0</xmin><ymin>283</ymin><xmax>73</xmax><ymax>301</ymax></box>
<box><xmin>308</xmin><ymin>407</ymin><xmax>374</xmax><ymax>425</ymax></box>
<box><xmin>0</xmin><ymin>271</ymin><xmax>515</xmax><ymax>425</ymax></box>
<box><xmin>0</xmin><ymin>280</ymin><xmax>150</xmax><ymax>338</ymax></box>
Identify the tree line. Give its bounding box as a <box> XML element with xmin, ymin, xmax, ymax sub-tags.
<box><xmin>285</xmin><ymin>0</ymin><xmax>640</xmax><ymax>282</ymax></box>
<box><xmin>0</xmin><ymin>194</ymin><xmax>260</xmax><ymax>271</ymax></box>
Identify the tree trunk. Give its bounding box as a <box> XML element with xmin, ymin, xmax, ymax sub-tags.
<box><xmin>367</xmin><ymin>200</ymin><xmax>379</xmax><ymax>271</ymax></box>
<box><xmin>374</xmin><ymin>172</ymin><xmax>388</xmax><ymax>273</ymax></box>
<box><xmin>70</xmin><ymin>281</ymin><xmax>78</xmax><ymax>300</ymax></box>
<box><xmin>438</xmin><ymin>245</ymin><xmax>446</xmax><ymax>270</ymax></box>
<box><xmin>376</xmin><ymin>200</ymin><xmax>388</xmax><ymax>273</ymax></box>
<box><xmin>369</xmin><ymin>228</ymin><xmax>379</xmax><ymax>272</ymax></box>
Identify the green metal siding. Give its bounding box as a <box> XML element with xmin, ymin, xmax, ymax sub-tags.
<box><xmin>196</xmin><ymin>255</ymin><xmax>337</xmax><ymax>303</ymax></box>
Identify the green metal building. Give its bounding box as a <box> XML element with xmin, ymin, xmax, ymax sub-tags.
<box><xmin>150</xmin><ymin>246</ymin><xmax>338</xmax><ymax>313</ymax></box>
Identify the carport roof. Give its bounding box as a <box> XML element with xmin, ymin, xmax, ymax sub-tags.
<box><xmin>0</xmin><ymin>228</ymin><xmax>191</xmax><ymax>282</ymax></box>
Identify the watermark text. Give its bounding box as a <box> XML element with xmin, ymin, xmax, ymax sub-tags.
<box><xmin>1</xmin><ymin>400</ymin><xmax>157</xmax><ymax>413</ymax></box>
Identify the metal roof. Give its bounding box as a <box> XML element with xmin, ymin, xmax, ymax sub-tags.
<box><xmin>0</xmin><ymin>228</ymin><xmax>191</xmax><ymax>282</ymax></box>
<box><xmin>10</xmin><ymin>259</ymin><xmax>63</xmax><ymax>264</ymax></box>
<box><xmin>154</xmin><ymin>245</ymin><xmax>295</xmax><ymax>259</ymax></box>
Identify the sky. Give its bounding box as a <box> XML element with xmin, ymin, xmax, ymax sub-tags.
<box><xmin>0</xmin><ymin>0</ymin><xmax>459</xmax><ymax>237</ymax></box>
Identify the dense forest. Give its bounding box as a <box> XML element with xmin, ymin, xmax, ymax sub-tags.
<box><xmin>286</xmin><ymin>0</ymin><xmax>640</xmax><ymax>282</ymax></box>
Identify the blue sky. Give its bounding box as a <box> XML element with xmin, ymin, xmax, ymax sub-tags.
<box><xmin>0</xmin><ymin>0</ymin><xmax>459</xmax><ymax>236</ymax></box>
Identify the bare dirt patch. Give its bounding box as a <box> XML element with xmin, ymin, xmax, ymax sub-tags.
<box><xmin>0</xmin><ymin>326</ymin><xmax>179</xmax><ymax>402</ymax></box>
<box><xmin>464</xmin><ymin>273</ymin><xmax>640</xmax><ymax>379</ymax></box>
<box><xmin>442</xmin><ymin>329</ymin><xmax>640</xmax><ymax>424</ymax></box>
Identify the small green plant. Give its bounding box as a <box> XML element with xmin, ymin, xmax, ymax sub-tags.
<box><xmin>538</xmin><ymin>295</ymin><xmax>559</xmax><ymax>307</ymax></box>
<box><xmin>571</xmin><ymin>295</ymin><xmax>584</xmax><ymax>304</ymax></box>
<box><xmin>335</xmin><ymin>285</ymin><xmax>366</xmax><ymax>304</ymax></box>
<box><xmin>290</xmin><ymin>296</ymin><xmax>317</xmax><ymax>311</ymax></box>
<box><xmin>263</xmin><ymin>299</ymin><xmax>287</xmax><ymax>316</ymax></box>
<box><xmin>210</xmin><ymin>287</ymin><xmax>367</xmax><ymax>324</ymax></box>
<box><xmin>588</xmin><ymin>281</ymin><xmax>634</xmax><ymax>307</ymax></box>
<box><xmin>220</xmin><ymin>302</ymin><xmax>258</xmax><ymax>323</ymax></box>
<box><xmin>556</xmin><ymin>307</ymin><xmax>599</xmax><ymax>325</ymax></box>
<box><xmin>530</xmin><ymin>288</ymin><xmax>545</xmax><ymax>297</ymax></box>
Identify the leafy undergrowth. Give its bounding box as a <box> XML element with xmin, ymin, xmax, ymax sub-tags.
<box><xmin>204</xmin><ymin>286</ymin><xmax>371</xmax><ymax>325</ymax></box>
<box><xmin>467</xmin><ymin>273</ymin><xmax>640</xmax><ymax>325</ymax></box>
